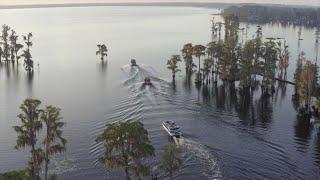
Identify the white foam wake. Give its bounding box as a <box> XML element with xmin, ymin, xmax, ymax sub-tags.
<box><xmin>173</xmin><ymin>136</ymin><xmax>222</xmax><ymax>179</ymax></box>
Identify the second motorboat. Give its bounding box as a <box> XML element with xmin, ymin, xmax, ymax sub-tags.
<box><xmin>162</xmin><ymin>120</ymin><xmax>182</xmax><ymax>138</ymax></box>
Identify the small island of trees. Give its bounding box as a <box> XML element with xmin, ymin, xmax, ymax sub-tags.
<box><xmin>223</xmin><ymin>5</ymin><xmax>320</xmax><ymax>27</ymax></box>
<box><xmin>166</xmin><ymin>14</ymin><xmax>320</xmax><ymax>120</ymax></box>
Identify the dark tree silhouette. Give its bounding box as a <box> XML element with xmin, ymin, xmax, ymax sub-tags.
<box><xmin>96</xmin><ymin>44</ymin><xmax>108</xmax><ymax>61</ymax></box>
<box><xmin>13</xmin><ymin>99</ymin><xmax>43</xmax><ymax>180</ymax></box>
<box><xmin>22</xmin><ymin>33</ymin><xmax>34</xmax><ymax>72</ymax></box>
<box><xmin>96</xmin><ymin>121</ymin><xmax>155</xmax><ymax>180</ymax></box>
<box><xmin>41</xmin><ymin>106</ymin><xmax>67</xmax><ymax>180</ymax></box>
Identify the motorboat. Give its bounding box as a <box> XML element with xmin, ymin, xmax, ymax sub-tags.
<box><xmin>142</xmin><ymin>77</ymin><xmax>152</xmax><ymax>86</ymax></box>
<box><xmin>162</xmin><ymin>120</ymin><xmax>182</xmax><ymax>138</ymax></box>
<box><xmin>131</xmin><ymin>59</ymin><xmax>138</xmax><ymax>67</ymax></box>
<box><xmin>139</xmin><ymin>77</ymin><xmax>154</xmax><ymax>90</ymax></box>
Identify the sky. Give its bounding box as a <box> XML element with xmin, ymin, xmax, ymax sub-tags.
<box><xmin>0</xmin><ymin>0</ymin><xmax>319</xmax><ymax>6</ymax></box>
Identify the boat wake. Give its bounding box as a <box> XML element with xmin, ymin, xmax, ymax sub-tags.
<box><xmin>48</xmin><ymin>156</ymin><xmax>78</xmax><ymax>175</ymax></box>
<box><xmin>119</xmin><ymin>63</ymin><xmax>222</xmax><ymax>179</ymax></box>
<box><xmin>174</xmin><ymin>136</ymin><xmax>222</xmax><ymax>179</ymax></box>
<box><xmin>121</xmin><ymin>63</ymin><xmax>170</xmax><ymax>103</ymax></box>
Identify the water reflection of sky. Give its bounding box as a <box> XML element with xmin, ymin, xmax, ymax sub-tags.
<box><xmin>0</xmin><ymin>6</ymin><xmax>319</xmax><ymax>180</ymax></box>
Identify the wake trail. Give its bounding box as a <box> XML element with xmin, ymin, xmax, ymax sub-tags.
<box><xmin>173</xmin><ymin>136</ymin><xmax>222</xmax><ymax>179</ymax></box>
<box><xmin>121</xmin><ymin>63</ymin><xmax>222</xmax><ymax>179</ymax></box>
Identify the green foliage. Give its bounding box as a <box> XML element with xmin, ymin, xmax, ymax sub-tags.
<box><xmin>239</xmin><ymin>39</ymin><xmax>255</xmax><ymax>88</ymax></box>
<box><xmin>161</xmin><ymin>144</ymin><xmax>182</xmax><ymax>179</ymax></box>
<box><xmin>206</xmin><ymin>41</ymin><xmax>216</xmax><ymax>60</ymax></box>
<box><xmin>224</xmin><ymin>14</ymin><xmax>239</xmax><ymax>40</ymax></box>
<box><xmin>221</xmin><ymin>38</ymin><xmax>240</xmax><ymax>80</ymax></box>
<box><xmin>9</xmin><ymin>30</ymin><xmax>23</xmax><ymax>63</ymax></box>
<box><xmin>167</xmin><ymin>55</ymin><xmax>181</xmax><ymax>81</ymax></box>
<box><xmin>201</xmin><ymin>58</ymin><xmax>213</xmax><ymax>84</ymax></box>
<box><xmin>214</xmin><ymin>15</ymin><xmax>240</xmax><ymax>81</ymax></box>
<box><xmin>192</xmin><ymin>44</ymin><xmax>206</xmax><ymax>82</ymax></box>
<box><xmin>96</xmin><ymin>121</ymin><xmax>155</xmax><ymax>180</ymax></box>
<box><xmin>41</xmin><ymin>106</ymin><xmax>67</xmax><ymax>180</ymax></box>
<box><xmin>181</xmin><ymin>43</ymin><xmax>195</xmax><ymax>73</ymax></box>
<box><xmin>48</xmin><ymin>173</ymin><xmax>58</xmax><ymax>180</ymax></box>
<box><xmin>14</xmin><ymin>99</ymin><xmax>43</xmax><ymax>180</ymax></box>
<box><xmin>297</xmin><ymin>60</ymin><xmax>318</xmax><ymax>108</ymax></box>
<box><xmin>0</xmin><ymin>24</ymin><xmax>28</xmax><ymax>65</ymax></box>
<box><xmin>13</xmin><ymin>99</ymin><xmax>66</xmax><ymax>180</ymax></box>
<box><xmin>22</xmin><ymin>33</ymin><xmax>34</xmax><ymax>72</ymax></box>
<box><xmin>176</xmin><ymin>14</ymin><xmax>290</xmax><ymax>92</ymax></box>
<box><xmin>14</xmin><ymin>99</ymin><xmax>42</xmax><ymax>149</ymax></box>
<box><xmin>1</xmin><ymin>25</ymin><xmax>11</xmax><ymax>62</ymax></box>
<box><xmin>294</xmin><ymin>52</ymin><xmax>305</xmax><ymax>85</ymax></box>
<box><xmin>206</xmin><ymin>41</ymin><xmax>219</xmax><ymax>82</ymax></box>
<box><xmin>277</xmin><ymin>40</ymin><xmax>289</xmax><ymax>80</ymax></box>
<box><xmin>192</xmin><ymin>45</ymin><xmax>206</xmax><ymax>60</ymax></box>
<box><xmin>0</xmin><ymin>169</ymin><xmax>30</xmax><ymax>180</ymax></box>
<box><xmin>261</xmin><ymin>39</ymin><xmax>279</xmax><ymax>88</ymax></box>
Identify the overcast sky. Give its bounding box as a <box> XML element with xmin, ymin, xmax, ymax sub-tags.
<box><xmin>1</xmin><ymin>0</ymin><xmax>319</xmax><ymax>6</ymax></box>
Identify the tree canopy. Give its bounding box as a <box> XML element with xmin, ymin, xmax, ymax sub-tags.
<box><xmin>96</xmin><ymin>121</ymin><xmax>155</xmax><ymax>180</ymax></box>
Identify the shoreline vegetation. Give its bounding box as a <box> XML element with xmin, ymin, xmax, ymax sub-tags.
<box><xmin>0</xmin><ymin>170</ymin><xmax>29</xmax><ymax>180</ymax></box>
<box><xmin>223</xmin><ymin>5</ymin><xmax>320</xmax><ymax>27</ymax></box>
<box><xmin>0</xmin><ymin>2</ymin><xmax>318</xmax><ymax>10</ymax></box>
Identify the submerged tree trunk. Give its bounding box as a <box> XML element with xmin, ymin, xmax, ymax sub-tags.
<box><xmin>198</xmin><ymin>57</ymin><xmax>201</xmax><ymax>75</ymax></box>
<box><xmin>44</xmin><ymin>156</ymin><xmax>48</xmax><ymax>180</ymax></box>
<box><xmin>31</xmin><ymin>144</ymin><xmax>36</xmax><ymax>180</ymax></box>
<box><xmin>125</xmin><ymin>166</ymin><xmax>130</xmax><ymax>180</ymax></box>
<box><xmin>197</xmin><ymin>57</ymin><xmax>201</xmax><ymax>83</ymax></box>
<box><xmin>44</xmin><ymin>124</ymin><xmax>50</xmax><ymax>180</ymax></box>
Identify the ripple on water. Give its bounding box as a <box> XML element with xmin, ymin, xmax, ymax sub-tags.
<box><xmin>89</xmin><ymin>64</ymin><xmax>223</xmax><ymax>179</ymax></box>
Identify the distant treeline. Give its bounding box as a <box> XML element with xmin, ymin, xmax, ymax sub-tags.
<box><xmin>223</xmin><ymin>5</ymin><xmax>320</xmax><ymax>27</ymax></box>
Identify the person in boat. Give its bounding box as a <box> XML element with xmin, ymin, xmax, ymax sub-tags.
<box><xmin>140</xmin><ymin>77</ymin><xmax>154</xmax><ymax>90</ymax></box>
<box><xmin>131</xmin><ymin>59</ymin><xmax>138</xmax><ymax>67</ymax></box>
<box><xmin>143</xmin><ymin>77</ymin><xmax>152</xmax><ymax>85</ymax></box>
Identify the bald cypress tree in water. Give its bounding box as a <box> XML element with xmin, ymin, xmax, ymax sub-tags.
<box><xmin>96</xmin><ymin>44</ymin><xmax>108</xmax><ymax>61</ymax></box>
<box><xmin>192</xmin><ymin>44</ymin><xmax>206</xmax><ymax>83</ymax></box>
<box><xmin>13</xmin><ymin>99</ymin><xmax>43</xmax><ymax>180</ymax></box>
<box><xmin>206</xmin><ymin>41</ymin><xmax>217</xmax><ymax>82</ymax></box>
<box><xmin>161</xmin><ymin>144</ymin><xmax>182</xmax><ymax>179</ymax></box>
<box><xmin>218</xmin><ymin>14</ymin><xmax>240</xmax><ymax>81</ymax></box>
<box><xmin>9</xmin><ymin>29</ymin><xmax>23</xmax><ymax>64</ymax></box>
<box><xmin>96</xmin><ymin>121</ymin><xmax>155</xmax><ymax>180</ymax></box>
<box><xmin>13</xmin><ymin>99</ymin><xmax>67</xmax><ymax>180</ymax></box>
<box><xmin>1</xmin><ymin>25</ymin><xmax>11</xmax><ymax>63</ymax></box>
<box><xmin>297</xmin><ymin>60</ymin><xmax>318</xmax><ymax>112</ymax></box>
<box><xmin>277</xmin><ymin>40</ymin><xmax>289</xmax><ymax>80</ymax></box>
<box><xmin>22</xmin><ymin>33</ymin><xmax>34</xmax><ymax>72</ymax></box>
<box><xmin>0</xmin><ymin>46</ymin><xmax>3</xmax><ymax>63</ymax></box>
<box><xmin>261</xmin><ymin>39</ymin><xmax>279</xmax><ymax>95</ymax></box>
<box><xmin>202</xmin><ymin>58</ymin><xmax>213</xmax><ymax>85</ymax></box>
<box><xmin>167</xmin><ymin>55</ymin><xmax>181</xmax><ymax>83</ymax></box>
<box><xmin>182</xmin><ymin>43</ymin><xmax>195</xmax><ymax>74</ymax></box>
<box><xmin>0</xmin><ymin>24</ymin><xmax>24</xmax><ymax>64</ymax></box>
<box><xmin>41</xmin><ymin>106</ymin><xmax>67</xmax><ymax>180</ymax></box>
<box><xmin>239</xmin><ymin>39</ymin><xmax>255</xmax><ymax>89</ymax></box>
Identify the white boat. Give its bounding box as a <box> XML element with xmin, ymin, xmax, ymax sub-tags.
<box><xmin>162</xmin><ymin>120</ymin><xmax>182</xmax><ymax>138</ymax></box>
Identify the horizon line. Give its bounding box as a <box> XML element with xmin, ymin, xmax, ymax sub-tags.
<box><xmin>0</xmin><ymin>2</ymin><xmax>318</xmax><ymax>10</ymax></box>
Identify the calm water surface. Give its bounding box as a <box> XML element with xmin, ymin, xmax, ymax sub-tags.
<box><xmin>0</xmin><ymin>6</ymin><xmax>319</xmax><ymax>180</ymax></box>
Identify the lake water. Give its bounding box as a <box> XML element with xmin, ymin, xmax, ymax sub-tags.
<box><xmin>0</xmin><ymin>6</ymin><xmax>319</xmax><ymax>180</ymax></box>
